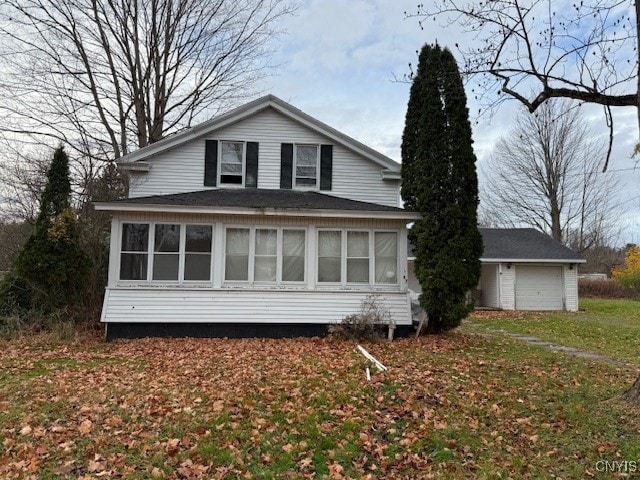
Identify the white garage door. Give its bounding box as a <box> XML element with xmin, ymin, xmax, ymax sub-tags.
<box><xmin>515</xmin><ymin>266</ymin><xmax>564</xmax><ymax>310</ymax></box>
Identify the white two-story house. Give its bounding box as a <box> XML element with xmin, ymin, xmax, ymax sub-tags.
<box><xmin>96</xmin><ymin>95</ymin><xmax>420</xmax><ymax>339</ymax></box>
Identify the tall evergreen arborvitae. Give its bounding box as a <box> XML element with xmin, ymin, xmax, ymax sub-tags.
<box><xmin>401</xmin><ymin>44</ymin><xmax>483</xmax><ymax>333</ymax></box>
<box><xmin>1</xmin><ymin>147</ymin><xmax>89</xmax><ymax>317</ymax></box>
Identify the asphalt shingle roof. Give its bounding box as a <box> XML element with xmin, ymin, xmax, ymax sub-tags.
<box><xmin>480</xmin><ymin>228</ymin><xmax>584</xmax><ymax>261</ymax></box>
<box><xmin>112</xmin><ymin>188</ymin><xmax>406</xmax><ymax>212</ymax></box>
<box><xmin>408</xmin><ymin>228</ymin><xmax>584</xmax><ymax>261</ymax></box>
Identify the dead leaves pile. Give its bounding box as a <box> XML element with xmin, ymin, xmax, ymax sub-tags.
<box><xmin>0</xmin><ymin>334</ymin><xmax>637</xmax><ymax>479</ymax></box>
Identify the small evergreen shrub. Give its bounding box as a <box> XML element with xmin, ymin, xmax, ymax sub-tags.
<box><xmin>329</xmin><ymin>295</ymin><xmax>392</xmax><ymax>341</ymax></box>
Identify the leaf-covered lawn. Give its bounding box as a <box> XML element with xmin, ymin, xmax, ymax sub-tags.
<box><xmin>1</xmin><ymin>330</ymin><xmax>639</xmax><ymax>479</ymax></box>
<box><xmin>465</xmin><ymin>298</ymin><xmax>640</xmax><ymax>365</ymax></box>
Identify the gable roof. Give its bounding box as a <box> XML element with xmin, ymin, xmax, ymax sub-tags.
<box><xmin>94</xmin><ymin>188</ymin><xmax>420</xmax><ymax>220</ymax></box>
<box><xmin>118</xmin><ymin>95</ymin><xmax>400</xmax><ymax>174</ymax></box>
<box><xmin>480</xmin><ymin>228</ymin><xmax>585</xmax><ymax>262</ymax></box>
<box><xmin>407</xmin><ymin>227</ymin><xmax>585</xmax><ymax>263</ymax></box>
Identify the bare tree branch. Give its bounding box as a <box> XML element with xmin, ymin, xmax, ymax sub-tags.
<box><xmin>481</xmin><ymin>99</ymin><xmax>620</xmax><ymax>251</ymax></box>
<box><xmin>0</xmin><ymin>0</ymin><xmax>297</xmax><ymax>162</ymax></box>
<box><xmin>412</xmin><ymin>0</ymin><xmax>639</xmax><ymax>169</ymax></box>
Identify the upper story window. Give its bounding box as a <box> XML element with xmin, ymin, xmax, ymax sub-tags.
<box><xmin>295</xmin><ymin>145</ymin><xmax>319</xmax><ymax>188</ymax></box>
<box><xmin>281</xmin><ymin>143</ymin><xmax>331</xmax><ymax>191</ymax></box>
<box><xmin>219</xmin><ymin>141</ymin><xmax>244</xmax><ymax>185</ymax></box>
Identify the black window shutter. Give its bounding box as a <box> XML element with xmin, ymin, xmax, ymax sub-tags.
<box><xmin>245</xmin><ymin>142</ymin><xmax>259</xmax><ymax>188</ymax></box>
<box><xmin>204</xmin><ymin>140</ymin><xmax>218</xmax><ymax>186</ymax></box>
<box><xmin>320</xmin><ymin>144</ymin><xmax>333</xmax><ymax>191</ymax></box>
<box><xmin>280</xmin><ymin>143</ymin><xmax>293</xmax><ymax>189</ymax></box>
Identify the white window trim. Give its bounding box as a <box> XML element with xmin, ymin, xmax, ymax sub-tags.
<box><xmin>316</xmin><ymin>228</ymin><xmax>399</xmax><ymax>287</ymax></box>
<box><xmin>118</xmin><ymin>221</ymin><xmax>214</xmax><ymax>286</ymax></box>
<box><xmin>183</xmin><ymin>224</ymin><xmax>214</xmax><ymax>284</ymax></box>
<box><xmin>293</xmin><ymin>144</ymin><xmax>320</xmax><ymax>190</ymax></box>
<box><xmin>223</xmin><ymin>226</ymin><xmax>307</xmax><ymax>286</ymax></box>
<box><xmin>373</xmin><ymin>230</ymin><xmax>400</xmax><ymax>285</ymax></box>
<box><xmin>346</xmin><ymin>230</ymin><xmax>371</xmax><ymax>284</ymax></box>
<box><xmin>118</xmin><ymin>222</ymin><xmax>150</xmax><ymax>284</ymax></box>
<box><xmin>151</xmin><ymin>223</ymin><xmax>181</xmax><ymax>283</ymax></box>
<box><xmin>218</xmin><ymin>140</ymin><xmax>246</xmax><ymax>187</ymax></box>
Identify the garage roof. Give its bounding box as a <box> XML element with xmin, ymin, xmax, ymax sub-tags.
<box><xmin>408</xmin><ymin>228</ymin><xmax>585</xmax><ymax>263</ymax></box>
<box><xmin>480</xmin><ymin>228</ymin><xmax>585</xmax><ymax>262</ymax></box>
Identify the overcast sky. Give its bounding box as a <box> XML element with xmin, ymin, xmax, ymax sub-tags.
<box><xmin>258</xmin><ymin>0</ymin><xmax>640</xmax><ymax>246</ymax></box>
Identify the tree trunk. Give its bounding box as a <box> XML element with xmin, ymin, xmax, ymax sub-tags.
<box><xmin>621</xmin><ymin>374</ymin><xmax>640</xmax><ymax>407</ymax></box>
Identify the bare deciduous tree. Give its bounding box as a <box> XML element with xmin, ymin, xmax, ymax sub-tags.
<box><xmin>0</xmin><ymin>0</ymin><xmax>296</xmax><ymax>161</ymax></box>
<box><xmin>481</xmin><ymin>100</ymin><xmax>619</xmax><ymax>252</ymax></box>
<box><xmin>410</xmin><ymin>0</ymin><xmax>638</xmax><ymax>169</ymax></box>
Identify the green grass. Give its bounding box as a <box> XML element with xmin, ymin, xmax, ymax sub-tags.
<box><xmin>0</xmin><ymin>322</ymin><xmax>638</xmax><ymax>478</ymax></box>
<box><xmin>464</xmin><ymin>298</ymin><xmax>640</xmax><ymax>364</ymax></box>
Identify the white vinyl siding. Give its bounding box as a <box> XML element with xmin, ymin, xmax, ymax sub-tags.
<box><xmin>102</xmin><ymin>288</ymin><xmax>412</xmax><ymax>326</ymax></box>
<box><xmin>515</xmin><ymin>265</ymin><xmax>564</xmax><ymax>310</ymax></box>
<box><xmin>563</xmin><ymin>265</ymin><xmax>579</xmax><ymax>312</ymax></box>
<box><xmin>127</xmin><ymin>108</ymin><xmax>400</xmax><ymax>207</ymax></box>
<box><xmin>479</xmin><ymin>263</ymin><xmax>499</xmax><ymax>308</ymax></box>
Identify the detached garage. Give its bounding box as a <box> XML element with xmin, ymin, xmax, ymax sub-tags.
<box><xmin>408</xmin><ymin>228</ymin><xmax>585</xmax><ymax>312</ymax></box>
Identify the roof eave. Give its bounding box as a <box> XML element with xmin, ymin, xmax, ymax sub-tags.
<box><xmin>480</xmin><ymin>257</ymin><xmax>587</xmax><ymax>264</ymax></box>
<box><xmin>93</xmin><ymin>202</ymin><xmax>421</xmax><ymax>221</ymax></box>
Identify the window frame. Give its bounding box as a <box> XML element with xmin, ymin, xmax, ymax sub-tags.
<box><xmin>151</xmin><ymin>223</ymin><xmax>181</xmax><ymax>282</ymax></box>
<box><xmin>374</xmin><ymin>231</ymin><xmax>399</xmax><ymax>285</ymax></box>
<box><xmin>218</xmin><ymin>140</ymin><xmax>246</xmax><ymax>187</ymax></box>
<box><xmin>293</xmin><ymin>143</ymin><xmax>320</xmax><ymax>189</ymax></box>
<box><xmin>119</xmin><ymin>222</ymin><xmax>150</xmax><ymax>282</ymax></box>
<box><xmin>118</xmin><ymin>221</ymin><xmax>213</xmax><ymax>285</ymax></box>
<box><xmin>316</xmin><ymin>228</ymin><xmax>399</xmax><ymax>287</ymax></box>
<box><xmin>346</xmin><ymin>230</ymin><xmax>370</xmax><ymax>284</ymax></box>
<box><xmin>183</xmin><ymin>224</ymin><xmax>214</xmax><ymax>282</ymax></box>
<box><xmin>223</xmin><ymin>226</ymin><xmax>307</xmax><ymax>286</ymax></box>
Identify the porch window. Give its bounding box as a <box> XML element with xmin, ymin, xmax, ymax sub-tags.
<box><xmin>317</xmin><ymin>229</ymin><xmax>399</xmax><ymax>286</ymax></box>
<box><xmin>318</xmin><ymin>230</ymin><xmax>341</xmax><ymax>282</ymax></box>
<box><xmin>254</xmin><ymin>229</ymin><xmax>277</xmax><ymax>282</ymax></box>
<box><xmin>152</xmin><ymin>224</ymin><xmax>180</xmax><ymax>280</ymax></box>
<box><xmin>282</xmin><ymin>230</ymin><xmax>305</xmax><ymax>282</ymax></box>
<box><xmin>225</xmin><ymin>228</ymin><xmax>250</xmax><ymax>281</ymax></box>
<box><xmin>347</xmin><ymin>232</ymin><xmax>369</xmax><ymax>283</ymax></box>
<box><xmin>120</xmin><ymin>223</ymin><xmax>149</xmax><ymax>280</ymax></box>
<box><xmin>184</xmin><ymin>225</ymin><xmax>212</xmax><ymax>281</ymax></box>
<box><xmin>375</xmin><ymin>232</ymin><xmax>398</xmax><ymax>283</ymax></box>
